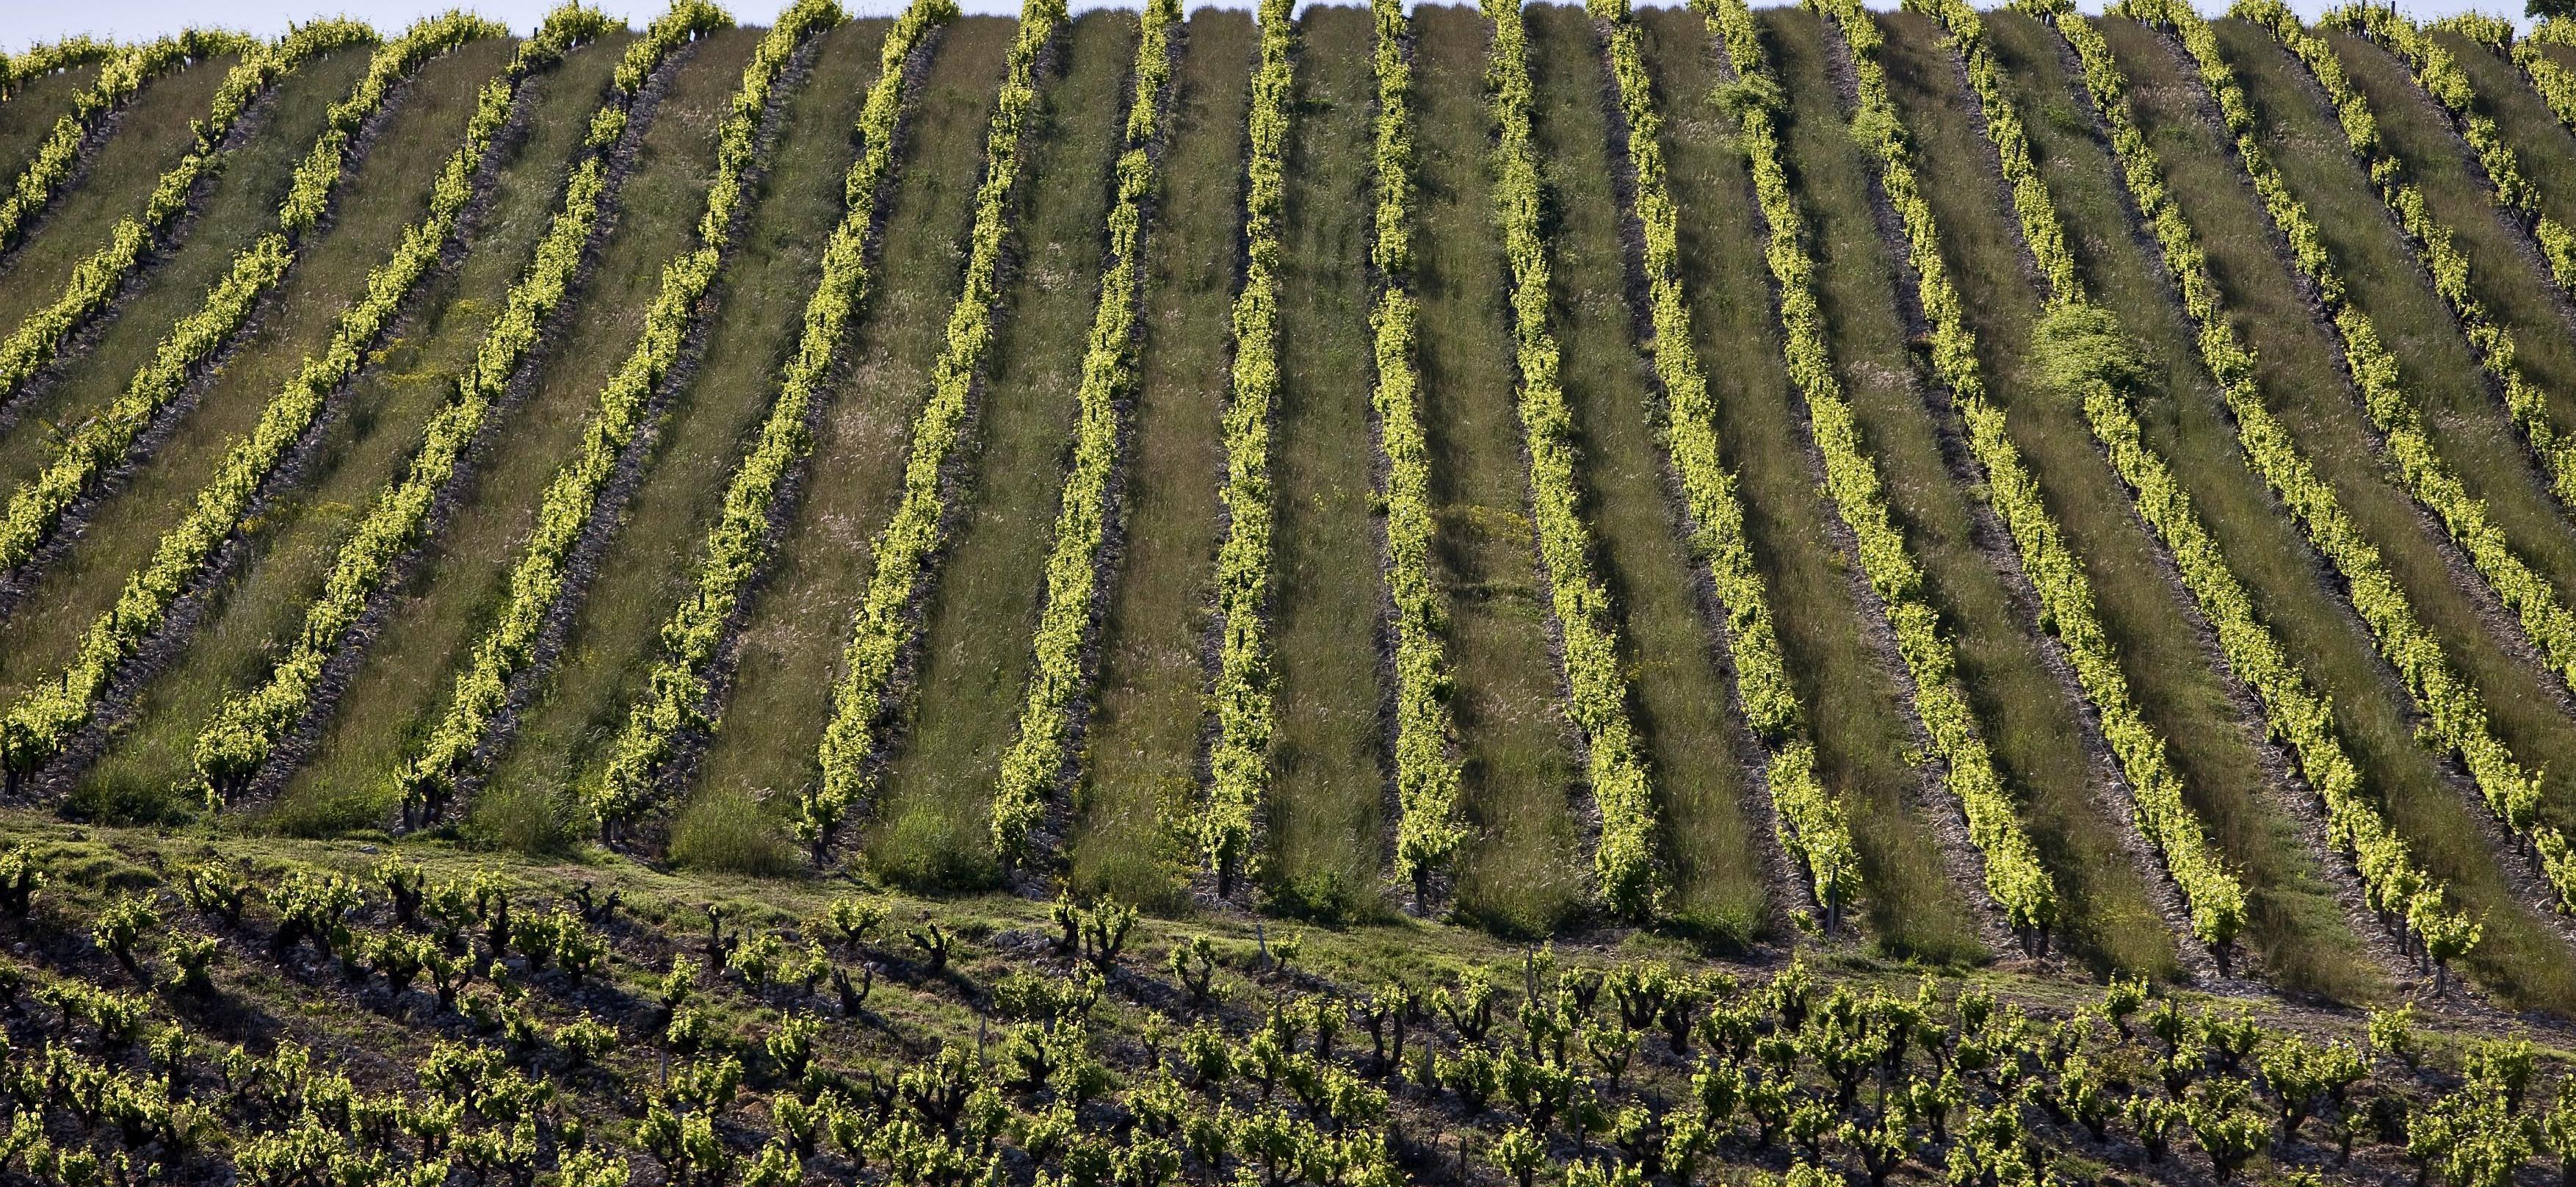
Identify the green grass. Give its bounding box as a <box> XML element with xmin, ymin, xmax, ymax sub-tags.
<box><xmin>1413</xmin><ymin>4</ymin><xmax>1583</xmax><ymax>939</ymax></box>
<box><xmin>65</xmin><ymin>35</ymin><xmax>634</xmax><ymax>821</ymax></box>
<box><xmin>259</xmin><ymin>31</ymin><xmax>765</xmax><ymax>840</ymax></box>
<box><xmin>1634</xmin><ymin>6</ymin><xmax>1983</xmax><ymax>965</ymax></box>
<box><xmin>2221</xmin><ymin>23</ymin><xmax>2576</xmax><ymax>829</ymax></box>
<box><xmin>1773</xmin><ymin>8</ymin><xmax>2177</xmax><ymax>977</ymax></box>
<box><xmin>1250</xmin><ymin>6</ymin><xmax>1390</xmax><ymax>923</ymax></box>
<box><xmin>466</xmin><ymin>21</ymin><xmax>893</xmax><ymax>864</ymax></box>
<box><xmin>0</xmin><ymin>47</ymin><xmax>370</xmax><ymax>500</ymax></box>
<box><xmin>0</xmin><ymin>43</ymin><xmax>496</xmax><ymax>755</ymax></box>
<box><xmin>1066</xmin><ymin>9</ymin><xmax>1255</xmax><ymax>913</ymax></box>
<box><xmin>1525</xmin><ymin>4</ymin><xmax>1770</xmax><ymax>948</ymax></box>
<box><xmin>2099</xmin><ymin>14</ymin><xmax>2576</xmax><ymax>1010</ymax></box>
<box><xmin>674</xmin><ymin>18</ymin><xmax>1015</xmax><ymax>863</ymax></box>
<box><xmin>0</xmin><ymin>62</ymin><xmax>99</xmax><ymax>195</ymax></box>
<box><xmin>1972</xmin><ymin>10</ymin><xmax>2380</xmax><ymax>1000</ymax></box>
<box><xmin>861</xmin><ymin>12</ymin><xmax>1139</xmax><ymax>894</ymax></box>
<box><xmin>0</xmin><ymin>51</ymin><xmax>234</xmax><ymax>340</ymax></box>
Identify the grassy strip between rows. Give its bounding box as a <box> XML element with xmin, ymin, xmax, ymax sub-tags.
<box><xmin>1817</xmin><ymin>0</ymin><xmax>2245</xmax><ymax>959</ymax></box>
<box><xmin>0</xmin><ymin>15</ymin><xmax>512</xmax><ymax>793</ymax></box>
<box><xmin>1193</xmin><ymin>0</ymin><xmax>1289</xmax><ymax>898</ymax></box>
<box><xmin>0</xmin><ymin>16</ymin><xmax>497</xmax><ymax>580</ymax></box>
<box><xmin>1367</xmin><ymin>0</ymin><xmax>1466</xmax><ymax>907</ymax></box>
<box><xmin>1695</xmin><ymin>0</ymin><xmax>2057</xmax><ymax>948</ymax></box>
<box><xmin>184</xmin><ymin>4</ymin><xmax>732</xmax><ymax>826</ymax></box>
<box><xmin>1485</xmin><ymin>0</ymin><xmax>1661</xmax><ymax>922</ymax></box>
<box><xmin>2251</xmin><ymin>4</ymin><xmax>2576</xmax><ymax>707</ymax></box>
<box><xmin>0</xmin><ymin>24</ymin><xmax>380</xmax><ymax>433</ymax></box>
<box><xmin>2038</xmin><ymin>2</ymin><xmax>2478</xmax><ymax>975</ymax></box>
<box><xmin>10</xmin><ymin>10</ymin><xmax>612</xmax><ymax>805</ymax></box>
<box><xmin>0</xmin><ymin>32</ymin><xmax>258</xmax><ymax>257</ymax></box>
<box><xmin>797</xmin><ymin>0</ymin><xmax>1068</xmax><ymax>863</ymax></box>
<box><xmin>985</xmin><ymin>0</ymin><xmax>1180</xmax><ymax>870</ymax></box>
<box><xmin>580</xmin><ymin>0</ymin><xmax>954</xmax><ymax>845</ymax></box>
<box><xmin>391</xmin><ymin>2</ymin><xmax>833</xmax><ymax>831</ymax></box>
<box><xmin>2124</xmin><ymin>0</ymin><xmax>2576</xmax><ymax>916</ymax></box>
<box><xmin>0</xmin><ymin>39</ymin><xmax>120</xmax><ymax>99</ymax></box>
<box><xmin>2331</xmin><ymin>10</ymin><xmax>2576</xmax><ymax>295</ymax></box>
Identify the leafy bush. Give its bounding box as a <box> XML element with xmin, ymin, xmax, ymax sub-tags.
<box><xmin>1820</xmin><ymin>0</ymin><xmax>2243</xmax><ymax>954</ymax></box>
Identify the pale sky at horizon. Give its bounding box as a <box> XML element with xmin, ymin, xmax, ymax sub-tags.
<box><xmin>0</xmin><ymin>0</ymin><xmax>2541</xmax><ymax>57</ymax></box>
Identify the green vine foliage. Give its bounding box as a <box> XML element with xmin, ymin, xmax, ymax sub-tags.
<box><xmin>0</xmin><ymin>21</ymin><xmax>380</xmax><ymax>419</ymax></box>
<box><xmin>985</xmin><ymin>0</ymin><xmax>1180</xmax><ymax>871</ymax></box>
<box><xmin>0</xmin><ymin>30</ymin><xmax>260</xmax><ymax>258</ymax></box>
<box><xmin>1193</xmin><ymin>0</ymin><xmax>1293</xmax><ymax>898</ymax></box>
<box><xmin>392</xmin><ymin>1</ymin><xmax>844</xmax><ymax>833</ymax></box>
<box><xmin>1593</xmin><ymin>0</ymin><xmax>1859</xmax><ymax>926</ymax></box>
<box><xmin>1370</xmin><ymin>0</ymin><xmax>1468</xmax><ymax>909</ymax></box>
<box><xmin>0</xmin><ymin>13</ymin><xmax>560</xmax><ymax>794</ymax></box>
<box><xmin>1693</xmin><ymin>0</ymin><xmax>2058</xmax><ymax>948</ymax></box>
<box><xmin>1486</xmin><ymin>0</ymin><xmax>1663</xmax><ymax>922</ymax></box>
<box><xmin>0</xmin><ymin>14</ymin><xmax>510</xmax><ymax>579</ymax></box>
<box><xmin>2512</xmin><ymin>18</ymin><xmax>2576</xmax><ymax>150</ymax></box>
<box><xmin>1823</xmin><ymin>0</ymin><xmax>2246</xmax><ymax>956</ymax></box>
<box><xmin>0</xmin><ymin>37</ymin><xmax>122</xmax><ymax>99</ymax></box>
<box><xmin>2043</xmin><ymin>1</ymin><xmax>2478</xmax><ymax>970</ymax></box>
<box><xmin>181</xmin><ymin>3</ymin><xmax>734</xmax><ymax>823</ymax></box>
<box><xmin>2127</xmin><ymin>0</ymin><xmax>2576</xmax><ymax>919</ymax></box>
<box><xmin>800</xmin><ymin>0</ymin><xmax>1070</xmax><ymax>865</ymax></box>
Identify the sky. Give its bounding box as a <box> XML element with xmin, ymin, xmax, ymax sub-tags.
<box><xmin>0</xmin><ymin>0</ymin><xmax>2543</xmax><ymax>58</ymax></box>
